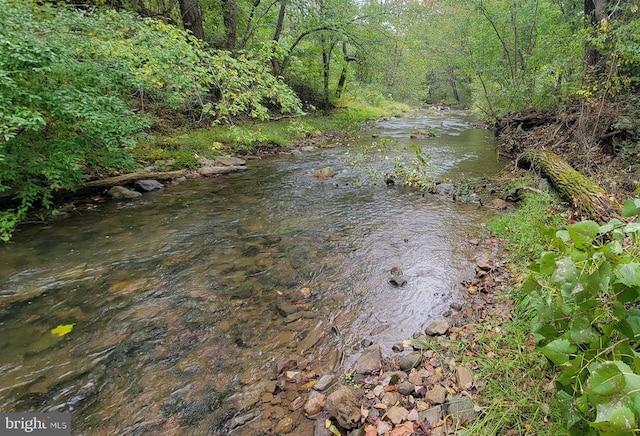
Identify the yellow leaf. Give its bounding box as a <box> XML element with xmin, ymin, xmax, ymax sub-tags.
<box><xmin>51</xmin><ymin>324</ymin><xmax>75</xmax><ymax>337</ymax></box>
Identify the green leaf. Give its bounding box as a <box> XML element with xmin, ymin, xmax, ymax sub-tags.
<box><xmin>51</xmin><ymin>323</ymin><xmax>75</xmax><ymax>337</ymax></box>
<box><xmin>586</xmin><ymin>362</ymin><xmax>625</xmax><ymax>396</ymax></box>
<box><xmin>567</xmin><ymin>221</ymin><xmax>600</xmax><ymax>249</ymax></box>
<box><xmin>557</xmin><ymin>390</ymin><xmax>584</xmax><ymax>430</ymax></box>
<box><xmin>591</xmin><ymin>402</ymin><xmax>636</xmax><ymax>434</ymax></box>
<box><xmin>621</xmin><ymin>198</ymin><xmax>640</xmax><ymax>217</ymax></box>
<box><xmin>553</xmin><ymin>257</ymin><xmax>579</xmax><ymax>284</ymax></box>
<box><xmin>569</xmin><ymin>317</ymin><xmax>600</xmax><ymax>344</ymax></box>
<box><xmin>615</xmin><ymin>263</ymin><xmax>640</xmax><ymax>287</ymax></box>
<box><xmin>539</xmin><ymin>251</ymin><xmax>557</xmax><ymax>274</ymax></box>
<box><xmin>541</xmin><ymin>338</ymin><xmax>576</xmax><ymax>365</ymax></box>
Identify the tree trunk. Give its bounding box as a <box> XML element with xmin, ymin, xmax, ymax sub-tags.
<box><xmin>517</xmin><ymin>149</ymin><xmax>616</xmax><ymax>220</ymax></box>
<box><xmin>321</xmin><ymin>37</ymin><xmax>332</xmax><ymax>108</ymax></box>
<box><xmin>222</xmin><ymin>0</ymin><xmax>238</xmax><ymax>50</ymax></box>
<box><xmin>178</xmin><ymin>0</ymin><xmax>204</xmax><ymax>40</ymax></box>
<box><xmin>271</xmin><ymin>0</ymin><xmax>287</xmax><ymax>76</ymax></box>
<box><xmin>583</xmin><ymin>0</ymin><xmax>608</xmax><ymax>71</ymax></box>
<box><xmin>335</xmin><ymin>42</ymin><xmax>352</xmax><ymax>99</ymax></box>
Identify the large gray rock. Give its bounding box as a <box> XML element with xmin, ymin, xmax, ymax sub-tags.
<box><xmin>107</xmin><ymin>186</ymin><xmax>142</xmax><ymax>199</ymax></box>
<box><xmin>325</xmin><ymin>386</ymin><xmax>361</xmax><ymax>429</ymax></box>
<box><xmin>134</xmin><ymin>179</ymin><xmax>164</xmax><ymax>192</ymax></box>
<box><xmin>354</xmin><ymin>344</ymin><xmax>382</xmax><ymax>375</ymax></box>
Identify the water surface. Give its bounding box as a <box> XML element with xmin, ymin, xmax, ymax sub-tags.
<box><xmin>0</xmin><ymin>109</ymin><xmax>502</xmax><ymax>434</ymax></box>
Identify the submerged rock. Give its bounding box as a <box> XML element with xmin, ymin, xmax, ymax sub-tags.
<box><xmin>107</xmin><ymin>186</ymin><xmax>141</xmax><ymax>199</ymax></box>
<box><xmin>313</xmin><ymin>167</ymin><xmax>337</xmax><ymax>179</ymax></box>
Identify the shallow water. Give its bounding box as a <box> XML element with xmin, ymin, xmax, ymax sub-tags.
<box><xmin>0</xmin><ymin>109</ymin><xmax>503</xmax><ymax>434</ymax></box>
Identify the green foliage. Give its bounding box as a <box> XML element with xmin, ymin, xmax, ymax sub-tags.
<box><xmin>0</xmin><ymin>0</ymin><xmax>301</xmax><ymax>241</ymax></box>
<box><xmin>487</xmin><ymin>191</ymin><xmax>566</xmax><ymax>261</ymax></box>
<box><xmin>581</xmin><ymin>3</ymin><xmax>640</xmax><ymax>104</ymax></box>
<box><xmin>525</xmin><ymin>198</ymin><xmax>640</xmax><ymax>434</ymax></box>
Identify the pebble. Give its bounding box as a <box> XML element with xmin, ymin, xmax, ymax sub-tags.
<box><xmin>313</xmin><ymin>374</ymin><xmax>336</xmax><ymax>391</ymax></box>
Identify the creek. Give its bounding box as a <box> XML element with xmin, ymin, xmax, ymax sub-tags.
<box><xmin>0</xmin><ymin>109</ymin><xmax>503</xmax><ymax>434</ymax></box>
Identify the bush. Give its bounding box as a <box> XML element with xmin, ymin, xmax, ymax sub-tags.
<box><xmin>526</xmin><ymin>198</ymin><xmax>640</xmax><ymax>435</ymax></box>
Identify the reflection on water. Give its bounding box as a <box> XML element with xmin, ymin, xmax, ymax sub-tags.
<box><xmin>0</xmin><ymin>109</ymin><xmax>502</xmax><ymax>434</ymax></box>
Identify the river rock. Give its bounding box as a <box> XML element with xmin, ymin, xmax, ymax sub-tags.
<box><xmin>387</xmin><ymin>405</ymin><xmax>409</xmax><ymax>425</ymax></box>
<box><xmin>388</xmin><ymin>275</ymin><xmax>407</xmax><ymax>287</ymax></box>
<box><xmin>425</xmin><ymin>320</ymin><xmax>450</xmax><ymax>336</ymax></box>
<box><xmin>354</xmin><ymin>344</ymin><xmax>382</xmax><ymax>375</ymax></box>
<box><xmin>490</xmin><ymin>198</ymin><xmax>508</xmax><ymax>210</ymax></box>
<box><xmin>216</xmin><ymin>156</ymin><xmax>246</xmax><ymax>166</ymax></box>
<box><xmin>313</xmin><ymin>167</ymin><xmax>336</xmax><ymax>179</ymax></box>
<box><xmin>314</xmin><ymin>374</ymin><xmax>336</xmax><ymax>391</ymax></box>
<box><xmin>456</xmin><ymin>365</ymin><xmax>474</xmax><ymax>390</ymax></box>
<box><xmin>475</xmin><ymin>252</ymin><xmax>494</xmax><ymax>271</ymax></box>
<box><xmin>134</xmin><ymin>179</ymin><xmax>164</xmax><ymax>192</ymax></box>
<box><xmin>107</xmin><ymin>186</ymin><xmax>142</xmax><ymax>199</ymax></box>
<box><xmin>274</xmin><ymin>413</ymin><xmax>298</xmax><ymax>434</ymax></box>
<box><xmin>304</xmin><ymin>391</ymin><xmax>325</xmax><ymax>416</ymax></box>
<box><xmin>399</xmin><ymin>352</ymin><xmax>423</xmax><ymax>371</ymax></box>
<box><xmin>447</xmin><ymin>395</ymin><xmax>477</xmax><ymax>424</ymax></box>
<box><xmin>297</xmin><ymin>321</ymin><xmax>324</xmax><ymax>353</ymax></box>
<box><xmin>397</xmin><ymin>380</ymin><xmax>415</xmax><ymax>396</ymax></box>
<box><xmin>425</xmin><ymin>385</ymin><xmax>447</xmax><ymax>404</ymax></box>
<box><xmin>275</xmin><ymin>301</ymin><xmax>298</xmax><ymax>317</ymax></box>
<box><xmin>199</xmin><ymin>165</ymin><xmax>247</xmax><ymax>176</ymax></box>
<box><xmin>227</xmin><ymin>410</ymin><xmax>260</xmax><ymax>430</ymax></box>
<box><xmin>434</xmin><ymin>183</ymin><xmax>454</xmax><ymax>196</ymax></box>
<box><xmin>325</xmin><ymin>386</ymin><xmax>361</xmax><ymax>429</ymax></box>
<box><xmin>392</xmin><ymin>343</ymin><xmax>405</xmax><ymax>352</ymax></box>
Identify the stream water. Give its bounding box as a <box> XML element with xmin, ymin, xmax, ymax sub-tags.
<box><xmin>0</xmin><ymin>109</ymin><xmax>503</xmax><ymax>435</ymax></box>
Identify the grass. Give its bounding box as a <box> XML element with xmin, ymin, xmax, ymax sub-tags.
<box><xmin>451</xmin><ymin>191</ymin><xmax>569</xmax><ymax>435</ymax></box>
<box><xmin>487</xmin><ymin>191</ymin><xmax>567</xmax><ymax>262</ymax></box>
<box><xmin>132</xmin><ymin>98</ymin><xmax>411</xmax><ymax>170</ymax></box>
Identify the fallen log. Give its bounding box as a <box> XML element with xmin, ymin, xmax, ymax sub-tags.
<box><xmin>517</xmin><ymin>149</ymin><xmax>616</xmax><ymax>221</ymax></box>
<box><xmin>82</xmin><ymin>170</ymin><xmax>188</xmax><ymax>189</ymax></box>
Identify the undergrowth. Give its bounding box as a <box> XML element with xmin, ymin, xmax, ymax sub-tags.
<box><xmin>476</xmin><ymin>191</ymin><xmax>640</xmax><ymax>435</ymax></box>
<box><xmin>459</xmin><ymin>191</ymin><xmax>569</xmax><ymax>435</ymax></box>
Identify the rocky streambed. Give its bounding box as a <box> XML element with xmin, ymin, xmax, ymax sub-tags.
<box><xmin>230</xmin><ymin>236</ymin><xmax>509</xmax><ymax>436</ymax></box>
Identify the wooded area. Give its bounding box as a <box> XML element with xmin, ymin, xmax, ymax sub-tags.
<box><xmin>0</xmin><ymin>0</ymin><xmax>638</xmax><ymax>240</ymax></box>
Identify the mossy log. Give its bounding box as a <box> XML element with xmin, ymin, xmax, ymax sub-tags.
<box><xmin>517</xmin><ymin>149</ymin><xmax>616</xmax><ymax>221</ymax></box>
